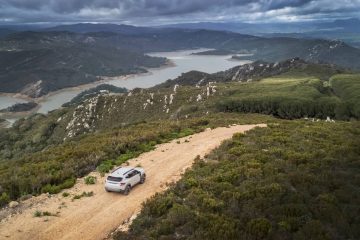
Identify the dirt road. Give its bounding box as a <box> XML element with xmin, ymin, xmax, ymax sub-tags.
<box><xmin>0</xmin><ymin>124</ymin><xmax>265</xmax><ymax>240</ymax></box>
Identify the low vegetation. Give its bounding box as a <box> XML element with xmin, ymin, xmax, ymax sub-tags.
<box><xmin>33</xmin><ymin>210</ymin><xmax>58</xmax><ymax>218</ymax></box>
<box><xmin>0</xmin><ymin>113</ymin><xmax>273</xmax><ymax>206</ymax></box>
<box><xmin>215</xmin><ymin>74</ymin><xmax>360</xmax><ymax>120</ymax></box>
<box><xmin>62</xmin><ymin>192</ymin><xmax>70</xmax><ymax>197</ymax></box>
<box><xmin>72</xmin><ymin>191</ymin><xmax>94</xmax><ymax>201</ymax></box>
<box><xmin>330</xmin><ymin>74</ymin><xmax>360</xmax><ymax>119</ymax></box>
<box><xmin>116</xmin><ymin>120</ymin><xmax>360</xmax><ymax>240</ymax></box>
<box><xmin>84</xmin><ymin>176</ymin><xmax>97</xmax><ymax>185</ymax></box>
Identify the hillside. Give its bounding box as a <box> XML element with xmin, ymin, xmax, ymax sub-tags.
<box><xmin>0</xmin><ymin>31</ymin><xmax>166</xmax><ymax>97</ymax></box>
<box><xmin>115</xmin><ymin>120</ymin><xmax>360</xmax><ymax>240</ymax></box>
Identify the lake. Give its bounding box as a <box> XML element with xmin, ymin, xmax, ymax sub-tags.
<box><xmin>1</xmin><ymin>49</ymin><xmax>251</xmax><ymax>120</ymax></box>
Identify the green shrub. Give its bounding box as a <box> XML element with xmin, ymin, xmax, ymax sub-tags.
<box><xmin>0</xmin><ymin>192</ymin><xmax>10</xmax><ymax>207</ymax></box>
<box><xmin>33</xmin><ymin>210</ymin><xmax>42</xmax><ymax>217</ymax></box>
<box><xmin>246</xmin><ymin>218</ymin><xmax>272</xmax><ymax>239</ymax></box>
<box><xmin>58</xmin><ymin>178</ymin><xmax>76</xmax><ymax>189</ymax></box>
<box><xmin>84</xmin><ymin>176</ymin><xmax>96</xmax><ymax>185</ymax></box>
<box><xmin>72</xmin><ymin>191</ymin><xmax>94</xmax><ymax>200</ymax></box>
<box><xmin>62</xmin><ymin>192</ymin><xmax>69</xmax><ymax>197</ymax></box>
<box><xmin>97</xmin><ymin>160</ymin><xmax>115</xmax><ymax>175</ymax></box>
<box><xmin>41</xmin><ymin>184</ymin><xmax>61</xmax><ymax>194</ymax></box>
<box><xmin>42</xmin><ymin>211</ymin><xmax>53</xmax><ymax>216</ymax></box>
<box><xmin>33</xmin><ymin>210</ymin><xmax>57</xmax><ymax>217</ymax></box>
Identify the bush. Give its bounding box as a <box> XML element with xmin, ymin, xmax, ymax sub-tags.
<box><xmin>84</xmin><ymin>176</ymin><xmax>96</xmax><ymax>185</ymax></box>
<box><xmin>41</xmin><ymin>184</ymin><xmax>61</xmax><ymax>195</ymax></box>
<box><xmin>59</xmin><ymin>178</ymin><xmax>76</xmax><ymax>189</ymax></box>
<box><xmin>72</xmin><ymin>191</ymin><xmax>94</xmax><ymax>200</ymax></box>
<box><xmin>97</xmin><ymin>160</ymin><xmax>115</xmax><ymax>175</ymax></box>
<box><xmin>0</xmin><ymin>192</ymin><xmax>10</xmax><ymax>207</ymax></box>
<box><xmin>33</xmin><ymin>210</ymin><xmax>57</xmax><ymax>217</ymax></box>
<box><xmin>62</xmin><ymin>192</ymin><xmax>70</xmax><ymax>197</ymax></box>
<box><xmin>34</xmin><ymin>210</ymin><xmax>42</xmax><ymax>217</ymax></box>
<box><xmin>246</xmin><ymin>218</ymin><xmax>272</xmax><ymax>239</ymax></box>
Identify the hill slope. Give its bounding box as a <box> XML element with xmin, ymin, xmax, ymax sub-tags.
<box><xmin>0</xmin><ymin>31</ymin><xmax>166</xmax><ymax>97</ymax></box>
<box><xmin>116</xmin><ymin>120</ymin><xmax>360</xmax><ymax>240</ymax></box>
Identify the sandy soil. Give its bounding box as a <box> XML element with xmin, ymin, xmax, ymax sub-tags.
<box><xmin>0</xmin><ymin>124</ymin><xmax>265</xmax><ymax>240</ymax></box>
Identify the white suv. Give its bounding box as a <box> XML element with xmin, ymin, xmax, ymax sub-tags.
<box><xmin>105</xmin><ymin>167</ymin><xmax>146</xmax><ymax>195</ymax></box>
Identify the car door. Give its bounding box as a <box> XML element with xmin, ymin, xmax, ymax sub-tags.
<box><xmin>127</xmin><ymin>170</ymin><xmax>141</xmax><ymax>186</ymax></box>
<box><xmin>130</xmin><ymin>170</ymin><xmax>141</xmax><ymax>185</ymax></box>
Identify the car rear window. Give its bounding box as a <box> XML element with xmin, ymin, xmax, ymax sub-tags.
<box><xmin>107</xmin><ymin>176</ymin><xmax>123</xmax><ymax>182</ymax></box>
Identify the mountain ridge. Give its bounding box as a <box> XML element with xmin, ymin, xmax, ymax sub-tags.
<box><xmin>0</xmin><ymin>25</ymin><xmax>360</xmax><ymax>98</ymax></box>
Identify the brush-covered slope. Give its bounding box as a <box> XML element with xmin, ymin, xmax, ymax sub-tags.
<box><xmin>115</xmin><ymin>120</ymin><xmax>360</xmax><ymax>240</ymax></box>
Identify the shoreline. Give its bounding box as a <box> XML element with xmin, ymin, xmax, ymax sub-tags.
<box><xmin>0</xmin><ymin>59</ymin><xmax>176</xmax><ymax>120</ymax></box>
<box><xmin>0</xmin><ymin>59</ymin><xmax>176</xmax><ymax>104</ymax></box>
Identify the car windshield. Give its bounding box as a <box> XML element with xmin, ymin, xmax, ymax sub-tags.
<box><xmin>107</xmin><ymin>176</ymin><xmax>123</xmax><ymax>182</ymax></box>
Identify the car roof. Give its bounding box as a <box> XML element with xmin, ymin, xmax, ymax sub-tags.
<box><xmin>109</xmin><ymin>167</ymin><xmax>134</xmax><ymax>177</ymax></box>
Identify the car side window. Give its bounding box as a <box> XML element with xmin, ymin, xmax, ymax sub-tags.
<box><xmin>127</xmin><ymin>171</ymin><xmax>135</xmax><ymax>178</ymax></box>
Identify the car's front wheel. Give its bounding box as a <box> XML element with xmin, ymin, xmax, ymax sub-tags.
<box><xmin>124</xmin><ymin>185</ymin><xmax>131</xmax><ymax>195</ymax></box>
<box><xmin>140</xmin><ymin>173</ymin><xmax>146</xmax><ymax>184</ymax></box>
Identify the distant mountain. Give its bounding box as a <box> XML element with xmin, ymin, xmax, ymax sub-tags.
<box><xmin>45</xmin><ymin>23</ymin><xmax>153</xmax><ymax>35</ymax></box>
<box><xmin>162</xmin><ymin>18</ymin><xmax>360</xmax><ymax>48</ymax></box>
<box><xmin>159</xmin><ymin>21</ymin><xmax>317</xmax><ymax>35</ymax></box>
<box><xmin>0</xmin><ymin>24</ymin><xmax>47</xmax><ymax>37</ymax></box>
<box><xmin>316</xmin><ymin>18</ymin><xmax>360</xmax><ymax>32</ymax></box>
<box><xmin>0</xmin><ymin>28</ymin><xmax>17</xmax><ymax>38</ymax></box>
<box><xmin>161</xmin><ymin>18</ymin><xmax>360</xmax><ymax>34</ymax></box>
<box><xmin>1</xmin><ymin>24</ymin><xmax>360</xmax><ymax>98</ymax></box>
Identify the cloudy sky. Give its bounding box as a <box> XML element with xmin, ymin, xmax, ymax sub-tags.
<box><xmin>0</xmin><ymin>0</ymin><xmax>359</xmax><ymax>25</ymax></box>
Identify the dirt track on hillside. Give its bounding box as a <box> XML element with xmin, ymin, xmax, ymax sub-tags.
<box><xmin>0</xmin><ymin>124</ymin><xmax>265</xmax><ymax>240</ymax></box>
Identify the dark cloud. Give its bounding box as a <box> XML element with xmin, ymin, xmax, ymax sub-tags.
<box><xmin>0</xmin><ymin>0</ymin><xmax>359</xmax><ymax>24</ymax></box>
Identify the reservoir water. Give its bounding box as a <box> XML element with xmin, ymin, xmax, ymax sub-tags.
<box><xmin>1</xmin><ymin>49</ymin><xmax>251</xmax><ymax>120</ymax></box>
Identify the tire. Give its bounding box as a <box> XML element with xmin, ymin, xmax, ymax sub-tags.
<box><xmin>124</xmin><ymin>185</ymin><xmax>131</xmax><ymax>195</ymax></box>
<box><xmin>140</xmin><ymin>174</ymin><xmax>146</xmax><ymax>184</ymax></box>
<box><xmin>105</xmin><ymin>188</ymin><xmax>110</xmax><ymax>192</ymax></box>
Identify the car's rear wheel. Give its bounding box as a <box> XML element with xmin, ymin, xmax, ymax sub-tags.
<box><xmin>140</xmin><ymin>173</ymin><xmax>146</xmax><ymax>184</ymax></box>
<box><xmin>124</xmin><ymin>185</ymin><xmax>131</xmax><ymax>195</ymax></box>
